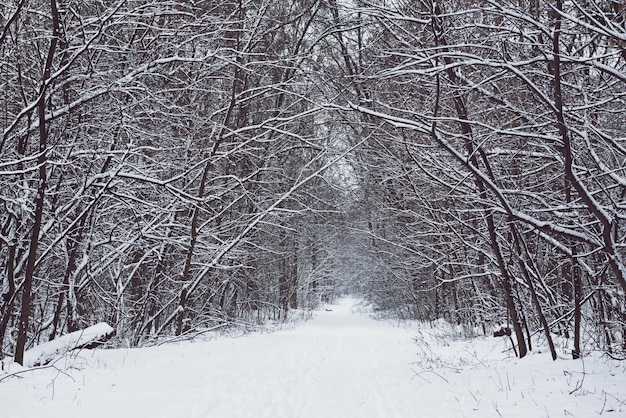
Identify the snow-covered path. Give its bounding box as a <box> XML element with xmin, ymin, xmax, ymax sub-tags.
<box><xmin>2</xmin><ymin>298</ymin><xmax>428</xmax><ymax>418</ymax></box>
<box><xmin>197</xmin><ymin>298</ymin><xmax>425</xmax><ymax>418</ymax></box>
<box><xmin>2</xmin><ymin>297</ymin><xmax>626</xmax><ymax>417</ymax></box>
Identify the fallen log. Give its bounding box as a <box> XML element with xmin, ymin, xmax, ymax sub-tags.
<box><xmin>493</xmin><ymin>326</ymin><xmax>512</xmax><ymax>337</ymax></box>
<box><xmin>23</xmin><ymin>323</ymin><xmax>115</xmax><ymax>367</ymax></box>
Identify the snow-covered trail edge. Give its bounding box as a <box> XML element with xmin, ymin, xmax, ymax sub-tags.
<box><xmin>2</xmin><ymin>298</ymin><xmax>625</xmax><ymax>418</ymax></box>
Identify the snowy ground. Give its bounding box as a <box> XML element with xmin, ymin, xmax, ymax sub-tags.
<box><xmin>2</xmin><ymin>298</ymin><xmax>625</xmax><ymax>417</ymax></box>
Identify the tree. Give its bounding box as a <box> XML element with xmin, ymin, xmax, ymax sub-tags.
<box><xmin>324</xmin><ymin>0</ymin><xmax>626</xmax><ymax>358</ymax></box>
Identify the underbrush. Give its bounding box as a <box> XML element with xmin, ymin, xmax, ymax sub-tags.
<box><xmin>407</xmin><ymin>319</ymin><xmax>626</xmax><ymax>416</ymax></box>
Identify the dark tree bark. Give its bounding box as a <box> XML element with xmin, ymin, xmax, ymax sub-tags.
<box><xmin>14</xmin><ymin>0</ymin><xmax>61</xmax><ymax>365</ymax></box>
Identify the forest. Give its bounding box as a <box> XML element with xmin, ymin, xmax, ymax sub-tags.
<box><xmin>1</xmin><ymin>0</ymin><xmax>626</xmax><ymax>365</ymax></box>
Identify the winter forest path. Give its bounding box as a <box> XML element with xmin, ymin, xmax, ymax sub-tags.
<box><xmin>3</xmin><ymin>298</ymin><xmax>442</xmax><ymax>418</ymax></box>
<box><xmin>4</xmin><ymin>298</ymin><xmax>626</xmax><ymax>417</ymax></box>
<box><xmin>196</xmin><ymin>297</ymin><xmax>427</xmax><ymax>418</ymax></box>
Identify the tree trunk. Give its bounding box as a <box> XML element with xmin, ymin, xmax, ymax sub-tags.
<box><xmin>0</xmin><ymin>240</ymin><xmax>17</xmax><ymax>360</ymax></box>
<box><xmin>511</xmin><ymin>227</ymin><xmax>557</xmax><ymax>360</ymax></box>
<box><xmin>15</xmin><ymin>0</ymin><xmax>60</xmax><ymax>365</ymax></box>
<box><xmin>430</xmin><ymin>2</ymin><xmax>528</xmax><ymax>357</ymax></box>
